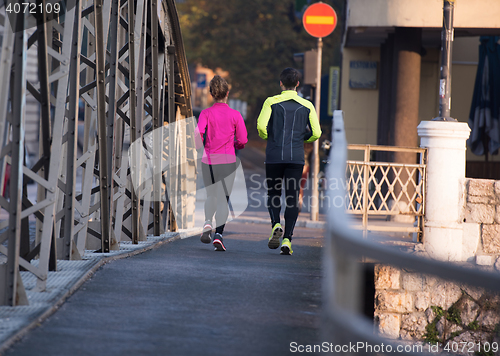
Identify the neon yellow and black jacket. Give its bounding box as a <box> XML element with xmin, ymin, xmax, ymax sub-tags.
<box><xmin>257</xmin><ymin>90</ymin><xmax>321</xmax><ymax>164</ymax></box>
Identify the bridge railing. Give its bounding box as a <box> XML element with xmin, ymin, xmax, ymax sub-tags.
<box><xmin>323</xmin><ymin>111</ymin><xmax>500</xmax><ymax>355</ymax></box>
<box><xmin>346</xmin><ymin>144</ymin><xmax>426</xmax><ymax>240</ymax></box>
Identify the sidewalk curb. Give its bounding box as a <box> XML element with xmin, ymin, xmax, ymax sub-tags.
<box><xmin>232</xmin><ymin>217</ymin><xmax>325</xmax><ymax>229</ymax></box>
<box><xmin>0</xmin><ymin>229</ymin><xmax>201</xmax><ymax>354</ymax></box>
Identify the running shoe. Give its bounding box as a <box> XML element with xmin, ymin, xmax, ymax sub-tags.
<box><xmin>268</xmin><ymin>223</ymin><xmax>283</xmax><ymax>249</ymax></box>
<box><xmin>213</xmin><ymin>233</ymin><xmax>226</xmax><ymax>251</ymax></box>
<box><xmin>200</xmin><ymin>221</ymin><xmax>212</xmax><ymax>244</ymax></box>
<box><xmin>280</xmin><ymin>238</ymin><xmax>293</xmax><ymax>255</ymax></box>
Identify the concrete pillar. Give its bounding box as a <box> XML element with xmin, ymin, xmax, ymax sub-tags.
<box><xmin>393</xmin><ymin>27</ymin><xmax>422</xmax><ymax>164</ymax></box>
<box><xmin>417</xmin><ymin>121</ymin><xmax>470</xmax><ymax>261</ymax></box>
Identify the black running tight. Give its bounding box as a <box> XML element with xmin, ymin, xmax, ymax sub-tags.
<box><xmin>265</xmin><ymin>163</ymin><xmax>304</xmax><ymax>240</ymax></box>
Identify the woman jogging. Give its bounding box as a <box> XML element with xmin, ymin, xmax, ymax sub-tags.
<box><xmin>195</xmin><ymin>75</ymin><xmax>248</xmax><ymax>251</ymax></box>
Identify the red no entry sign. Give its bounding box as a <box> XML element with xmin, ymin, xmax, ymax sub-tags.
<box><xmin>302</xmin><ymin>3</ymin><xmax>337</xmax><ymax>38</ymax></box>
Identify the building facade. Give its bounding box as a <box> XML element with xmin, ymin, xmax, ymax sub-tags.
<box><xmin>341</xmin><ymin>0</ymin><xmax>500</xmax><ymax>176</ymax></box>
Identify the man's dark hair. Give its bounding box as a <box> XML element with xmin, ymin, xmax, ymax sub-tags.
<box><xmin>280</xmin><ymin>68</ymin><xmax>301</xmax><ymax>89</ymax></box>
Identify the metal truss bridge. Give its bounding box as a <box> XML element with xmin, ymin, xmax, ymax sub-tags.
<box><xmin>0</xmin><ymin>0</ymin><xmax>196</xmax><ymax>306</ymax></box>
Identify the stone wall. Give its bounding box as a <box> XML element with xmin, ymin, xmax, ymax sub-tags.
<box><xmin>463</xmin><ymin>179</ymin><xmax>500</xmax><ymax>266</ymax></box>
<box><xmin>373</xmin><ymin>179</ymin><xmax>500</xmax><ymax>353</ymax></box>
<box><xmin>374</xmin><ymin>264</ymin><xmax>500</xmax><ymax>353</ymax></box>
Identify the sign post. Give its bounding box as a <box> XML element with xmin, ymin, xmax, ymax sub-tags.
<box><xmin>434</xmin><ymin>0</ymin><xmax>456</xmax><ymax>121</ymax></box>
<box><xmin>302</xmin><ymin>2</ymin><xmax>337</xmax><ymax>221</ymax></box>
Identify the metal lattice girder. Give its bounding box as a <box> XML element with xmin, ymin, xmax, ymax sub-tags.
<box><xmin>126</xmin><ymin>0</ymin><xmax>142</xmax><ymax>244</ymax></box>
<box><xmin>74</xmin><ymin>0</ymin><xmax>152</xmax><ymax>250</ymax></box>
<box><xmin>0</xmin><ymin>0</ymin><xmax>82</xmax><ymax>298</ymax></box>
<box><xmin>72</xmin><ymin>0</ymin><xmax>195</xmax><ymax>246</ymax></box>
<box><xmin>0</xmin><ymin>12</ymin><xmax>28</xmax><ymax>306</ymax></box>
<box><xmin>62</xmin><ymin>0</ymin><xmax>83</xmax><ymax>261</ymax></box>
<box><xmin>0</xmin><ymin>0</ymin><xmax>194</xmax><ymax>305</ymax></box>
<box><xmin>93</xmin><ymin>0</ymin><xmax>111</xmax><ymax>253</ymax></box>
<box><xmin>151</xmin><ymin>0</ymin><xmax>163</xmax><ymax>237</ymax></box>
<box><xmin>35</xmin><ymin>0</ymin><xmax>82</xmax><ymax>290</ymax></box>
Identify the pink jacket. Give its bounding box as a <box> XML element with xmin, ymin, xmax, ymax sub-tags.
<box><xmin>195</xmin><ymin>103</ymin><xmax>248</xmax><ymax>165</ymax></box>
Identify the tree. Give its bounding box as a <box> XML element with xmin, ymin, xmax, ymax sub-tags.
<box><xmin>178</xmin><ymin>0</ymin><xmax>344</xmax><ymax>122</ymax></box>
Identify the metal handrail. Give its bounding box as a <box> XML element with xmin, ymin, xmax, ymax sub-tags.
<box><xmin>323</xmin><ymin>111</ymin><xmax>500</xmax><ymax>355</ymax></box>
<box><xmin>348</xmin><ymin>144</ymin><xmax>427</xmax><ymax>155</ymax></box>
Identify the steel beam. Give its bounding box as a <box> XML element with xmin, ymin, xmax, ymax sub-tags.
<box><xmin>5</xmin><ymin>12</ymin><xmax>27</xmax><ymax>306</ymax></box>
<box><xmin>128</xmin><ymin>0</ymin><xmax>141</xmax><ymax>244</ymax></box>
<box><xmin>93</xmin><ymin>0</ymin><xmax>111</xmax><ymax>253</ymax></box>
<box><xmin>166</xmin><ymin>45</ymin><xmax>176</xmax><ymax>231</ymax></box>
<box><xmin>105</xmin><ymin>0</ymin><xmax>120</xmax><ymax>249</ymax></box>
<box><xmin>62</xmin><ymin>0</ymin><xmax>83</xmax><ymax>260</ymax></box>
<box><xmin>135</xmin><ymin>0</ymin><xmax>149</xmax><ymax>238</ymax></box>
<box><xmin>151</xmin><ymin>0</ymin><xmax>161</xmax><ymax>236</ymax></box>
<box><xmin>36</xmin><ymin>0</ymin><xmax>80</xmax><ymax>290</ymax></box>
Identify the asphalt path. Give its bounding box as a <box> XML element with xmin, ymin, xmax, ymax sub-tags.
<box><xmin>6</xmin><ymin>223</ymin><xmax>324</xmax><ymax>356</ymax></box>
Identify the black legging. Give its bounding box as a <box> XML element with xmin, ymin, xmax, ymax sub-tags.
<box><xmin>201</xmin><ymin>162</ymin><xmax>237</xmax><ymax>234</ymax></box>
<box><xmin>266</xmin><ymin>163</ymin><xmax>304</xmax><ymax>240</ymax></box>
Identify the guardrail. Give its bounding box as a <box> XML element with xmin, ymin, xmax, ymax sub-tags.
<box><xmin>346</xmin><ymin>144</ymin><xmax>426</xmax><ymax>240</ymax></box>
<box><xmin>323</xmin><ymin>111</ymin><xmax>500</xmax><ymax>355</ymax></box>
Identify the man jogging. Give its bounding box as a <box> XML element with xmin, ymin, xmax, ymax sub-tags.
<box><xmin>257</xmin><ymin>68</ymin><xmax>321</xmax><ymax>255</ymax></box>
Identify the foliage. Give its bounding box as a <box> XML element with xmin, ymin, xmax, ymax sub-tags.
<box><xmin>468</xmin><ymin>321</ymin><xmax>479</xmax><ymax>331</ymax></box>
<box><xmin>177</xmin><ymin>0</ymin><xmax>344</xmax><ymax>112</ymax></box>
<box><xmin>423</xmin><ymin>296</ymin><xmax>500</xmax><ymax>350</ymax></box>
<box><xmin>424</xmin><ymin>304</ymin><xmax>463</xmax><ymax>344</ymax></box>
<box><xmin>475</xmin><ymin>350</ymin><xmax>494</xmax><ymax>356</ymax></box>
<box><xmin>424</xmin><ymin>321</ymin><xmax>440</xmax><ymax>344</ymax></box>
<box><xmin>424</xmin><ymin>306</ymin><xmax>444</xmax><ymax>343</ymax></box>
<box><xmin>431</xmin><ymin>306</ymin><xmax>444</xmax><ymax>318</ymax></box>
<box><xmin>446</xmin><ymin>305</ymin><xmax>462</xmax><ymax>325</ymax></box>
